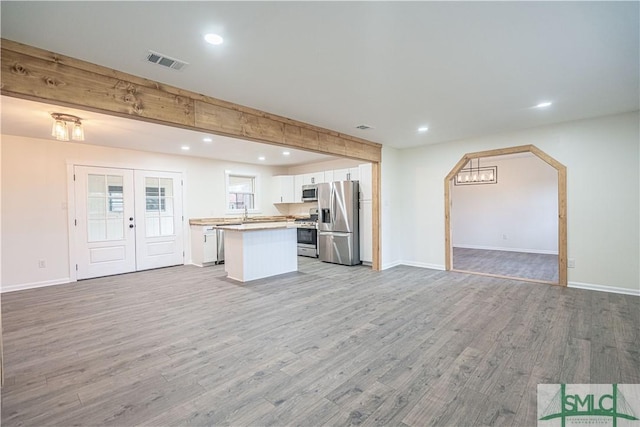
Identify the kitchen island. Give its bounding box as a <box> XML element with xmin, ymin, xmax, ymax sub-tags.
<box><xmin>215</xmin><ymin>222</ymin><xmax>297</xmax><ymax>282</ymax></box>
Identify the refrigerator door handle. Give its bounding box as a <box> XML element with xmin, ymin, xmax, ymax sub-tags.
<box><xmin>331</xmin><ymin>185</ymin><xmax>336</xmax><ymax>224</ymax></box>
<box><xmin>319</xmin><ymin>231</ymin><xmax>351</xmax><ymax>237</ymax></box>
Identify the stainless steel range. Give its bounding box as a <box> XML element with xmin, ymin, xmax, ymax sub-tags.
<box><xmin>295</xmin><ymin>208</ymin><xmax>318</xmax><ymax>258</ymax></box>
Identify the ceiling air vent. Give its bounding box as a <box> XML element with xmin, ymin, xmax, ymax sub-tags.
<box><xmin>145</xmin><ymin>50</ymin><xmax>189</xmax><ymax>71</ymax></box>
<box><xmin>356</xmin><ymin>124</ymin><xmax>373</xmax><ymax>130</ymax></box>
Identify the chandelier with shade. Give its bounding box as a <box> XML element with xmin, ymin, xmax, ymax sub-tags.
<box><xmin>454</xmin><ymin>158</ymin><xmax>498</xmax><ymax>185</ymax></box>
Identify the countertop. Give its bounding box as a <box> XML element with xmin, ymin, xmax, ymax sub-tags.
<box><xmin>189</xmin><ymin>216</ymin><xmax>298</xmax><ymax>226</ymax></box>
<box><xmin>215</xmin><ymin>222</ymin><xmax>296</xmax><ymax>232</ymax></box>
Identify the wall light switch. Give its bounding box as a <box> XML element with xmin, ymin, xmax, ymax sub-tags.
<box><xmin>38</xmin><ymin>259</ymin><xmax>46</xmax><ymax>268</ymax></box>
<box><xmin>568</xmin><ymin>259</ymin><xmax>576</xmax><ymax>268</ymax></box>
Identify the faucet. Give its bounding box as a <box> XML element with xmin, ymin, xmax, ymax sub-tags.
<box><xmin>243</xmin><ymin>205</ymin><xmax>249</xmax><ymax>221</ymax></box>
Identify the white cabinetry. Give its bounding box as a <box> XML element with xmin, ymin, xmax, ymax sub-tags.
<box><xmin>191</xmin><ymin>225</ymin><xmax>219</xmax><ymax>267</ymax></box>
<box><xmin>288</xmin><ymin>164</ymin><xmax>370</xmax><ymax>205</ymax></box>
<box><xmin>306</xmin><ymin>171</ymin><xmax>325</xmax><ymax>185</ymax></box>
<box><xmin>357</xmin><ymin>163</ymin><xmax>373</xmax><ymax>264</ymax></box>
<box><xmin>359</xmin><ymin>200</ymin><xmax>373</xmax><ymax>264</ymax></box>
<box><xmin>272</xmin><ymin>175</ymin><xmax>295</xmax><ymax>204</ymax></box>
<box><xmin>324</xmin><ymin>170</ymin><xmax>334</xmax><ymax>183</ymax></box>
<box><xmin>332</xmin><ymin>167</ymin><xmax>359</xmax><ymax>182</ymax></box>
<box><xmin>294</xmin><ymin>174</ymin><xmax>304</xmax><ymax>202</ymax></box>
<box><xmin>358</xmin><ymin>163</ymin><xmax>372</xmax><ymax>201</ymax></box>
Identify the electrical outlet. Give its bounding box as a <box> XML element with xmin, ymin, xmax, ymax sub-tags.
<box><xmin>568</xmin><ymin>259</ymin><xmax>575</xmax><ymax>268</ymax></box>
<box><xmin>502</xmin><ymin>234</ymin><xmax>508</xmax><ymax>240</ymax></box>
<box><xmin>38</xmin><ymin>259</ymin><xmax>46</xmax><ymax>268</ymax></box>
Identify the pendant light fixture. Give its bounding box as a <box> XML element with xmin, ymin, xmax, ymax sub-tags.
<box><xmin>50</xmin><ymin>113</ymin><xmax>85</xmax><ymax>141</ymax></box>
<box><xmin>455</xmin><ymin>158</ymin><xmax>498</xmax><ymax>186</ymax></box>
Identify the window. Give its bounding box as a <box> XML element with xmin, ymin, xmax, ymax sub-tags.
<box><xmin>226</xmin><ymin>173</ymin><xmax>258</xmax><ymax>212</ymax></box>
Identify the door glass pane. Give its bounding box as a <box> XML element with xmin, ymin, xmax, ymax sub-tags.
<box><xmin>144</xmin><ymin>176</ymin><xmax>175</xmax><ymax>237</ymax></box>
<box><xmin>88</xmin><ymin>174</ymin><xmax>106</xmax><ymax>196</ymax></box>
<box><xmin>161</xmin><ymin>198</ymin><xmax>174</xmax><ymax>216</ymax></box>
<box><xmin>144</xmin><ymin>177</ymin><xmax>160</xmax><ymax>189</ymax></box>
<box><xmin>107</xmin><ymin>176</ymin><xmax>124</xmax><ymax>215</ymax></box>
<box><xmin>160</xmin><ymin>178</ymin><xmax>173</xmax><ymax>197</ymax></box>
<box><xmin>87</xmin><ymin>174</ymin><xmax>125</xmax><ymax>242</ymax></box>
<box><xmin>88</xmin><ymin>197</ymin><xmax>105</xmax><ymax>218</ymax></box>
<box><xmin>107</xmin><ymin>175</ymin><xmax>123</xmax><ymax>190</ymax></box>
<box><xmin>146</xmin><ymin>197</ymin><xmax>160</xmax><ymax>212</ymax></box>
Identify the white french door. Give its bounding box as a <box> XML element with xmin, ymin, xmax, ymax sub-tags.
<box><xmin>74</xmin><ymin>166</ymin><xmax>183</xmax><ymax>280</ymax></box>
<box><xmin>134</xmin><ymin>170</ymin><xmax>184</xmax><ymax>271</ymax></box>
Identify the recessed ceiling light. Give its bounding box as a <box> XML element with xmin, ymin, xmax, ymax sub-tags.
<box><xmin>204</xmin><ymin>33</ymin><xmax>224</xmax><ymax>45</ymax></box>
<box><xmin>535</xmin><ymin>101</ymin><xmax>552</xmax><ymax>108</ymax></box>
<box><xmin>418</xmin><ymin>126</ymin><xmax>429</xmax><ymax>132</ymax></box>
<box><xmin>282</xmin><ymin>151</ymin><xmax>290</xmax><ymax>156</ymax></box>
<box><xmin>258</xmin><ymin>156</ymin><xmax>266</xmax><ymax>161</ymax></box>
<box><xmin>181</xmin><ymin>146</ymin><xmax>190</xmax><ymax>151</ymax></box>
<box><xmin>203</xmin><ymin>137</ymin><xmax>212</xmax><ymax>142</ymax></box>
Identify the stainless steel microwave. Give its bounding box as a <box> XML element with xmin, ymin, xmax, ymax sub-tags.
<box><xmin>301</xmin><ymin>184</ymin><xmax>318</xmax><ymax>202</ymax></box>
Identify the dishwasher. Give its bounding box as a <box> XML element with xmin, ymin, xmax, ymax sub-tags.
<box><xmin>215</xmin><ymin>228</ymin><xmax>225</xmax><ymax>264</ymax></box>
<box><xmin>194</xmin><ymin>226</ymin><xmax>224</xmax><ymax>266</ymax></box>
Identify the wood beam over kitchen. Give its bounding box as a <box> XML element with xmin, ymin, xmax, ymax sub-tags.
<box><xmin>0</xmin><ymin>38</ymin><xmax>383</xmax><ymax>270</ymax></box>
<box><xmin>0</xmin><ymin>39</ymin><xmax>381</xmax><ymax>163</ymax></box>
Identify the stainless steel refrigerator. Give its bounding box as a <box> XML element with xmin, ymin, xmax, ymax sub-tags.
<box><xmin>317</xmin><ymin>181</ymin><xmax>360</xmax><ymax>265</ymax></box>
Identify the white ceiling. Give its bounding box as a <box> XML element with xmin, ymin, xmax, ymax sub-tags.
<box><xmin>1</xmin><ymin>1</ymin><xmax>638</xmax><ymax>154</ymax></box>
<box><xmin>0</xmin><ymin>96</ymin><xmax>337</xmax><ymax>166</ymax></box>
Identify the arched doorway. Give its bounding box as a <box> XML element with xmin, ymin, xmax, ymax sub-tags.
<box><xmin>444</xmin><ymin>145</ymin><xmax>567</xmax><ymax>286</ymax></box>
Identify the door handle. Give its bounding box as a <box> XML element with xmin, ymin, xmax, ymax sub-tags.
<box><xmin>129</xmin><ymin>224</ymin><xmax>135</xmax><ymax>228</ymax></box>
<box><xmin>129</xmin><ymin>217</ymin><xmax>134</xmax><ymax>221</ymax></box>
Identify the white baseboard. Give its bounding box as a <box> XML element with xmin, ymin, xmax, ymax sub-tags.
<box><xmin>568</xmin><ymin>281</ymin><xmax>640</xmax><ymax>297</ymax></box>
<box><xmin>1</xmin><ymin>277</ymin><xmax>72</xmax><ymax>293</ymax></box>
<box><xmin>381</xmin><ymin>260</ymin><xmax>403</xmax><ymax>270</ymax></box>
<box><xmin>453</xmin><ymin>244</ymin><xmax>558</xmax><ymax>255</ymax></box>
<box><xmin>399</xmin><ymin>261</ymin><xmax>446</xmax><ymax>271</ymax></box>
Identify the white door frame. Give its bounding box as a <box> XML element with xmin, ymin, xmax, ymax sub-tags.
<box><xmin>66</xmin><ymin>161</ymin><xmax>187</xmax><ymax>282</ymax></box>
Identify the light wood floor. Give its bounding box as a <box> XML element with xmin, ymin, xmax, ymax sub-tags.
<box><xmin>2</xmin><ymin>258</ymin><xmax>638</xmax><ymax>426</ymax></box>
<box><xmin>453</xmin><ymin>247</ymin><xmax>559</xmax><ymax>283</ymax></box>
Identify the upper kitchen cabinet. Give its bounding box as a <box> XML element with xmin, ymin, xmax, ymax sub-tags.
<box><xmin>271</xmin><ymin>175</ymin><xmax>295</xmax><ymax>204</ymax></box>
<box><xmin>358</xmin><ymin>163</ymin><xmax>372</xmax><ymax>201</ymax></box>
<box><xmin>294</xmin><ymin>175</ymin><xmax>304</xmax><ymax>202</ymax></box>
<box><xmin>307</xmin><ymin>171</ymin><xmax>325</xmax><ymax>185</ymax></box>
<box><xmin>332</xmin><ymin>167</ymin><xmax>359</xmax><ymax>182</ymax></box>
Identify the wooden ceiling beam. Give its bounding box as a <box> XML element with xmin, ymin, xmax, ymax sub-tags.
<box><xmin>0</xmin><ymin>39</ymin><xmax>381</xmax><ymax>163</ymax></box>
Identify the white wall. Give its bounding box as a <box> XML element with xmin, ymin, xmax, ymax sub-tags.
<box><xmin>0</xmin><ymin>135</ymin><xmax>285</xmax><ymax>290</ymax></box>
<box><xmin>395</xmin><ymin>112</ymin><xmax>640</xmax><ymax>292</ymax></box>
<box><xmin>451</xmin><ymin>155</ymin><xmax>558</xmax><ymax>254</ymax></box>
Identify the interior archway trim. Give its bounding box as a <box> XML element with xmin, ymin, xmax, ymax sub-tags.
<box><xmin>444</xmin><ymin>144</ymin><xmax>567</xmax><ymax>286</ymax></box>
